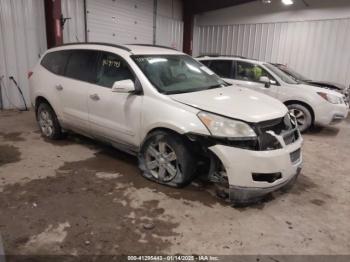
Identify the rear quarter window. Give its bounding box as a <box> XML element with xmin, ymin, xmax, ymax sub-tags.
<box><xmin>199</xmin><ymin>60</ymin><xmax>211</xmax><ymax>67</ymax></box>
<box><xmin>208</xmin><ymin>60</ymin><xmax>233</xmax><ymax>78</ymax></box>
<box><xmin>40</xmin><ymin>50</ymin><xmax>71</xmax><ymax>75</ymax></box>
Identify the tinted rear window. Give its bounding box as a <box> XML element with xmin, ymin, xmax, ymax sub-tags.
<box><xmin>199</xmin><ymin>60</ymin><xmax>211</xmax><ymax>66</ymax></box>
<box><xmin>65</xmin><ymin>50</ymin><xmax>100</xmax><ymax>83</ymax></box>
<box><xmin>208</xmin><ymin>60</ymin><xmax>232</xmax><ymax>78</ymax></box>
<box><xmin>41</xmin><ymin>50</ymin><xmax>70</xmax><ymax>75</ymax></box>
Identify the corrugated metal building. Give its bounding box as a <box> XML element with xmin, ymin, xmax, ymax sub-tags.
<box><xmin>193</xmin><ymin>0</ymin><xmax>350</xmax><ymax>88</ymax></box>
<box><xmin>0</xmin><ymin>0</ymin><xmax>46</xmax><ymax>110</ymax></box>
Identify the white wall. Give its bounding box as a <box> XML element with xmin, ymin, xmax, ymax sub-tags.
<box><xmin>62</xmin><ymin>0</ymin><xmax>86</xmax><ymax>43</ymax></box>
<box><xmin>195</xmin><ymin>0</ymin><xmax>350</xmax><ymax>25</ymax></box>
<box><xmin>156</xmin><ymin>0</ymin><xmax>183</xmax><ymax>50</ymax></box>
<box><xmin>0</xmin><ymin>0</ymin><xmax>47</xmax><ymax>109</ymax></box>
<box><xmin>193</xmin><ymin>0</ymin><xmax>350</xmax><ymax>87</ymax></box>
<box><xmin>86</xmin><ymin>0</ymin><xmax>155</xmax><ymax>44</ymax></box>
<box><xmin>61</xmin><ymin>0</ymin><xmax>183</xmax><ymax>50</ymax></box>
<box><xmin>157</xmin><ymin>0</ymin><xmax>182</xmax><ymax>20</ymax></box>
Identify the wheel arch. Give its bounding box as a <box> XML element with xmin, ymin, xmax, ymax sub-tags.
<box><xmin>35</xmin><ymin>96</ymin><xmax>53</xmax><ymax>117</ymax></box>
<box><xmin>284</xmin><ymin>100</ymin><xmax>315</xmax><ymax>124</ymax></box>
<box><xmin>141</xmin><ymin>126</ymin><xmax>187</xmax><ymax>148</ymax></box>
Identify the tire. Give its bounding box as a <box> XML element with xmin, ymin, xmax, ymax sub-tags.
<box><xmin>138</xmin><ymin>130</ymin><xmax>197</xmax><ymax>187</ymax></box>
<box><xmin>287</xmin><ymin>103</ymin><xmax>312</xmax><ymax>133</ymax></box>
<box><xmin>37</xmin><ymin>103</ymin><xmax>64</xmax><ymax>140</ymax></box>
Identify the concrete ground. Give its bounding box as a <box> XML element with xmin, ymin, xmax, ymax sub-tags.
<box><xmin>0</xmin><ymin>110</ymin><xmax>349</xmax><ymax>256</ymax></box>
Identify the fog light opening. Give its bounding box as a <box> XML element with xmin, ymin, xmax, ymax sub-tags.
<box><xmin>252</xmin><ymin>172</ymin><xmax>282</xmax><ymax>183</ymax></box>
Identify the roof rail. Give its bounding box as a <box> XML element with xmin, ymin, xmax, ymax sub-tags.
<box><xmin>196</xmin><ymin>54</ymin><xmax>262</xmax><ymax>62</ymax></box>
<box><xmin>196</xmin><ymin>54</ymin><xmax>248</xmax><ymax>59</ymax></box>
<box><xmin>273</xmin><ymin>63</ymin><xmax>286</xmax><ymax>66</ymax></box>
<box><xmin>127</xmin><ymin>43</ymin><xmax>176</xmax><ymax>50</ymax></box>
<box><xmin>57</xmin><ymin>42</ymin><xmax>132</xmax><ymax>52</ymax></box>
<box><xmin>196</xmin><ymin>53</ymin><xmax>220</xmax><ymax>58</ymax></box>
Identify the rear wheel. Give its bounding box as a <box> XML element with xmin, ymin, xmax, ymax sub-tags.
<box><xmin>287</xmin><ymin>103</ymin><xmax>312</xmax><ymax>132</ymax></box>
<box><xmin>37</xmin><ymin>103</ymin><xmax>64</xmax><ymax>140</ymax></box>
<box><xmin>138</xmin><ymin>130</ymin><xmax>197</xmax><ymax>187</ymax></box>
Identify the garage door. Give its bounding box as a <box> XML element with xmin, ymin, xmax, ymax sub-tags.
<box><xmin>86</xmin><ymin>0</ymin><xmax>154</xmax><ymax>44</ymax></box>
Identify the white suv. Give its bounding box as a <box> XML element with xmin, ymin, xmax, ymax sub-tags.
<box><xmin>197</xmin><ymin>56</ymin><xmax>349</xmax><ymax>132</ymax></box>
<box><xmin>29</xmin><ymin>43</ymin><xmax>303</xmax><ymax>204</ymax></box>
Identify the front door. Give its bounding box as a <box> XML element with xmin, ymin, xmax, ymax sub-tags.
<box><xmin>228</xmin><ymin>61</ymin><xmax>280</xmax><ymax>99</ymax></box>
<box><xmin>87</xmin><ymin>51</ymin><xmax>142</xmax><ymax>148</ymax></box>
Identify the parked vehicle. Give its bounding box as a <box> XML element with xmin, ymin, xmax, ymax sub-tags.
<box><xmin>273</xmin><ymin>63</ymin><xmax>350</xmax><ymax>106</ymax></box>
<box><xmin>29</xmin><ymin>43</ymin><xmax>303</xmax><ymax>205</ymax></box>
<box><xmin>197</xmin><ymin>56</ymin><xmax>349</xmax><ymax>132</ymax></box>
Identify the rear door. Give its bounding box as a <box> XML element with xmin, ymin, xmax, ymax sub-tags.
<box><xmin>38</xmin><ymin>50</ymin><xmax>71</xmax><ymax>119</ymax></box>
<box><xmin>59</xmin><ymin>49</ymin><xmax>100</xmax><ymax>131</ymax></box>
<box><xmin>87</xmin><ymin>51</ymin><xmax>142</xmax><ymax>148</ymax></box>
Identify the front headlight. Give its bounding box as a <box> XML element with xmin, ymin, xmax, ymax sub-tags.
<box><xmin>317</xmin><ymin>92</ymin><xmax>343</xmax><ymax>104</ymax></box>
<box><xmin>197</xmin><ymin>111</ymin><xmax>256</xmax><ymax>138</ymax></box>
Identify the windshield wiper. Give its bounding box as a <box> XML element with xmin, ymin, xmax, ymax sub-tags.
<box><xmin>206</xmin><ymin>84</ymin><xmax>223</xmax><ymax>90</ymax></box>
<box><xmin>163</xmin><ymin>84</ymin><xmax>225</xmax><ymax>95</ymax></box>
<box><xmin>163</xmin><ymin>89</ymin><xmax>201</xmax><ymax>95</ymax></box>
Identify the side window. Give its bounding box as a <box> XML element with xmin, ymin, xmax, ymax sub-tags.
<box><xmin>236</xmin><ymin>61</ymin><xmax>275</xmax><ymax>83</ymax></box>
<box><xmin>96</xmin><ymin>52</ymin><xmax>134</xmax><ymax>88</ymax></box>
<box><xmin>40</xmin><ymin>51</ymin><xmax>70</xmax><ymax>75</ymax></box>
<box><xmin>65</xmin><ymin>50</ymin><xmax>99</xmax><ymax>83</ymax></box>
<box><xmin>199</xmin><ymin>60</ymin><xmax>211</xmax><ymax>67</ymax></box>
<box><xmin>208</xmin><ymin>60</ymin><xmax>232</xmax><ymax>78</ymax></box>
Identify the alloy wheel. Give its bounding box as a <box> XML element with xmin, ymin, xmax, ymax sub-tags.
<box><xmin>289</xmin><ymin>108</ymin><xmax>306</xmax><ymax>127</ymax></box>
<box><xmin>145</xmin><ymin>141</ymin><xmax>179</xmax><ymax>182</ymax></box>
<box><xmin>38</xmin><ymin>110</ymin><xmax>54</xmax><ymax>137</ymax></box>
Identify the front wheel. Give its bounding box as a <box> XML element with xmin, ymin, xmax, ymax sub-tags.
<box><xmin>138</xmin><ymin>131</ymin><xmax>197</xmax><ymax>187</ymax></box>
<box><xmin>287</xmin><ymin>104</ymin><xmax>312</xmax><ymax>133</ymax></box>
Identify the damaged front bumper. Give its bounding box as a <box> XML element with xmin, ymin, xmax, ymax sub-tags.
<box><xmin>207</xmin><ymin>126</ymin><xmax>303</xmax><ymax>205</ymax></box>
<box><xmin>187</xmin><ymin>114</ymin><xmax>303</xmax><ymax>205</ymax></box>
<box><xmin>229</xmin><ymin>167</ymin><xmax>301</xmax><ymax>205</ymax></box>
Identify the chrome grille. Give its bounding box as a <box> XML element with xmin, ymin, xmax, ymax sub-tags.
<box><xmin>256</xmin><ymin>114</ymin><xmax>299</xmax><ymax>150</ymax></box>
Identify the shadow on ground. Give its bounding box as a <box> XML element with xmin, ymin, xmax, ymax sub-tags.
<box><xmin>306</xmin><ymin>125</ymin><xmax>340</xmax><ymax>137</ymax></box>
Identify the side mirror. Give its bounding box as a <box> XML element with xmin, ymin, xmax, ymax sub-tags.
<box><xmin>111</xmin><ymin>79</ymin><xmax>135</xmax><ymax>93</ymax></box>
<box><xmin>259</xmin><ymin>76</ymin><xmax>271</xmax><ymax>88</ymax></box>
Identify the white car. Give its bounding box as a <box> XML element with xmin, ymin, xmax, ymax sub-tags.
<box><xmin>197</xmin><ymin>56</ymin><xmax>349</xmax><ymax>132</ymax></box>
<box><xmin>29</xmin><ymin>43</ymin><xmax>303</xmax><ymax>204</ymax></box>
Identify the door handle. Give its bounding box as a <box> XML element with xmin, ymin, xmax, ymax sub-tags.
<box><xmin>55</xmin><ymin>84</ymin><xmax>63</xmax><ymax>91</ymax></box>
<box><xmin>89</xmin><ymin>93</ymin><xmax>100</xmax><ymax>101</ymax></box>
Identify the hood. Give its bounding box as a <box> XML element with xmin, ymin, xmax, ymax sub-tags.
<box><xmin>306</xmin><ymin>80</ymin><xmax>346</xmax><ymax>90</ymax></box>
<box><xmin>169</xmin><ymin>86</ymin><xmax>287</xmax><ymax>123</ymax></box>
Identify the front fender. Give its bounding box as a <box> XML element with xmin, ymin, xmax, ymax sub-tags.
<box><xmin>140</xmin><ymin>96</ymin><xmax>210</xmax><ymax>142</ymax></box>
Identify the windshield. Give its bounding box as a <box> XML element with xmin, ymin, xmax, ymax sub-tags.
<box><xmin>277</xmin><ymin>66</ymin><xmax>310</xmax><ymax>82</ymax></box>
<box><xmin>264</xmin><ymin>63</ymin><xmax>299</xmax><ymax>85</ymax></box>
<box><xmin>132</xmin><ymin>55</ymin><xmax>228</xmax><ymax>94</ymax></box>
